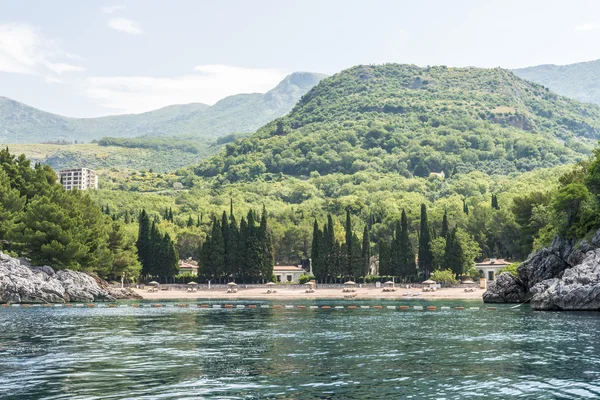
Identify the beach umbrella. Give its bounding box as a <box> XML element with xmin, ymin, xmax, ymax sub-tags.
<box><xmin>227</xmin><ymin>282</ymin><xmax>238</xmax><ymax>286</ymax></box>
<box><xmin>462</xmin><ymin>279</ymin><xmax>475</xmax><ymax>284</ymax></box>
<box><xmin>344</xmin><ymin>281</ymin><xmax>356</xmax><ymax>285</ymax></box>
<box><xmin>422</xmin><ymin>279</ymin><xmax>436</xmax><ymax>284</ymax></box>
<box><xmin>187</xmin><ymin>281</ymin><xmax>198</xmax><ymax>285</ymax></box>
<box><xmin>148</xmin><ymin>281</ymin><xmax>159</xmax><ymax>285</ymax></box>
<box><xmin>266</xmin><ymin>282</ymin><xmax>276</xmax><ymax>286</ymax></box>
<box><xmin>384</xmin><ymin>281</ymin><xmax>394</xmax><ymax>285</ymax></box>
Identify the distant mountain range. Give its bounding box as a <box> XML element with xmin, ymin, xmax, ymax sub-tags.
<box><xmin>513</xmin><ymin>60</ymin><xmax>600</xmax><ymax>106</ymax></box>
<box><xmin>0</xmin><ymin>72</ymin><xmax>327</xmax><ymax>144</ymax></box>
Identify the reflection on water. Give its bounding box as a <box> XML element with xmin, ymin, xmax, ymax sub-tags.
<box><xmin>1</xmin><ymin>300</ymin><xmax>600</xmax><ymax>399</ymax></box>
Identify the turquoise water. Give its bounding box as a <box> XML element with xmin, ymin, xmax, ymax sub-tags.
<box><xmin>1</xmin><ymin>300</ymin><xmax>600</xmax><ymax>399</ymax></box>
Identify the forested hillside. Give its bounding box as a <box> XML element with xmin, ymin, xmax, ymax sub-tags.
<box><xmin>0</xmin><ymin>72</ymin><xmax>326</xmax><ymax>143</ymax></box>
<box><xmin>196</xmin><ymin>64</ymin><xmax>600</xmax><ymax>181</ymax></box>
<box><xmin>514</xmin><ymin>59</ymin><xmax>600</xmax><ymax>106</ymax></box>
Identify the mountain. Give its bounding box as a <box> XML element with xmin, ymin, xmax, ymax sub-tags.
<box><xmin>513</xmin><ymin>60</ymin><xmax>600</xmax><ymax>106</ymax></box>
<box><xmin>194</xmin><ymin>64</ymin><xmax>600</xmax><ymax>182</ymax></box>
<box><xmin>0</xmin><ymin>72</ymin><xmax>327</xmax><ymax>144</ymax></box>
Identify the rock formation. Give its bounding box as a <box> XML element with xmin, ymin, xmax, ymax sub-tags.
<box><xmin>0</xmin><ymin>252</ymin><xmax>115</xmax><ymax>303</ymax></box>
<box><xmin>484</xmin><ymin>229</ymin><xmax>600</xmax><ymax>310</ymax></box>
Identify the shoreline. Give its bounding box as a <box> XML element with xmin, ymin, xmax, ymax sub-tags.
<box><xmin>132</xmin><ymin>287</ymin><xmax>484</xmax><ymax>301</ymax></box>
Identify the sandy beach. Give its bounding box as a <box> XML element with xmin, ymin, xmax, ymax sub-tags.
<box><xmin>133</xmin><ymin>286</ymin><xmax>484</xmax><ymax>301</ymax></box>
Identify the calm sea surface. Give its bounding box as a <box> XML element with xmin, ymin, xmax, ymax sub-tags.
<box><xmin>1</xmin><ymin>299</ymin><xmax>600</xmax><ymax>399</ymax></box>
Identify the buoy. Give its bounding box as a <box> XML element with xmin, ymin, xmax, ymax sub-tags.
<box><xmin>177</xmin><ymin>303</ymin><xmax>187</xmax><ymax>308</ymax></box>
<box><xmin>413</xmin><ymin>306</ymin><xmax>423</xmax><ymax>310</ymax></box>
<box><xmin>347</xmin><ymin>305</ymin><xmax>357</xmax><ymax>309</ymax></box>
<box><xmin>43</xmin><ymin>303</ymin><xmax>52</xmax><ymax>307</ymax></box>
<box><xmin>399</xmin><ymin>306</ymin><xmax>410</xmax><ymax>310</ymax></box>
<box><xmin>297</xmin><ymin>305</ymin><xmax>306</xmax><ymax>309</ymax></box>
<box><xmin>152</xmin><ymin>304</ymin><xmax>162</xmax><ymax>308</ymax></box>
<box><xmin>224</xmin><ymin>304</ymin><xmax>233</xmax><ymax>308</ymax></box>
<box><xmin>198</xmin><ymin>304</ymin><xmax>209</xmax><ymax>308</ymax></box>
<box><xmin>65</xmin><ymin>303</ymin><xmax>73</xmax><ymax>307</ymax></box>
<box><xmin>87</xmin><ymin>304</ymin><xmax>95</xmax><ymax>308</ymax></box>
<box><xmin>373</xmin><ymin>305</ymin><xmax>383</xmax><ymax>309</ymax></box>
<box><xmin>455</xmin><ymin>306</ymin><xmax>465</xmax><ymax>310</ymax></box>
<box><xmin>22</xmin><ymin>304</ymin><xmax>31</xmax><ymax>307</ymax></box>
<box><xmin>487</xmin><ymin>307</ymin><xmax>497</xmax><ymax>311</ymax></box>
<box><xmin>108</xmin><ymin>303</ymin><xmax>117</xmax><ymax>308</ymax></box>
<box><xmin>248</xmin><ymin>305</ymin><xmax>257</xmax><ymax>308</ymax></box>
<box><xmin>1</xmin><ymin>303</ymin><xmax>9</xmax><ymax>307</ymax></box>
<box><xmin>273</xmin><ymin>305</ymin><xmax>282</xmax><ymax>309</ymax></box>
<box><xmin>426</xmin><ymin>306</ymin><xmax>437</xmax><ymax>311</ymax></box>
<box><xmin>321</xmin><ymin>305</ymin><xmax>331</xmax><ymax>309</ymax></box>
<box><xmin>131</xmin><ymin>304</ymin><xmax>139</xmax><ymax>308</ymax></box>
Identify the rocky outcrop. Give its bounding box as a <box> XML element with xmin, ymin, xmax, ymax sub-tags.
<box><xmin>530</xmin><ymin>249</ymin><xmax>600</xmax><ymax>310</ymax></box>
<box><xmin>484</xmin><ymin>230</ymin><xmax>600</xmax><ymax>310</ymax></box>
<box><xmin>0</xmin><ymin>252</ymin><xmax>114</xmax><ymax>303</ymax></box>
<box><xmin>482</xmin><ymin>273</ymin><xmax>527</xmax><ymax>303</ymax></box>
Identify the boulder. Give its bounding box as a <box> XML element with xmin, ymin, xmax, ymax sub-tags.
<box><xmin>0</xmin><ymin>252</ymin><xmax>114</xmax><ymax>303</ymax></box>
<box><xmin>483</xmin><ymin>272</ymin><xmax>527</xmax><ymax>303</ymax></box>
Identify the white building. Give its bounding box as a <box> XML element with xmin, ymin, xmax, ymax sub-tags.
<box><xmin>475</xmin><ymin>258</ymin><xmax>512</xmax><ymax>282</ymax></box>
<box><xmin>273</xmin><ymin>265</ymin><xmax>305</xmax><ymax>283</ymax></box>
<box><xmin>57</xmin><ymin>168</ymin><xmax>98</xmax><ymax>191</ymax></box>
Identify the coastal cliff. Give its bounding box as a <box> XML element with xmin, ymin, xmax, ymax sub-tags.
<box><xmin>484</xmin><ymin>229</ymin><xmax>600</xmax><ymax>310</ymax></box>
<box><xmin>0</xmin><ymin>252</ymin><xmax>139</xmax><ymax>303</ymax></box>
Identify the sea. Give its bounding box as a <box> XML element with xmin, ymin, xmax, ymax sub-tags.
<box><xmin>1</xmin><ymin>299</ymin><xmax>599</xmax><ymax>399</ymax></box>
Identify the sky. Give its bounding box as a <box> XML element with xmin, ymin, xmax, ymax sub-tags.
<box><xmin>1</xmin><ymin>0</ymin><xmax>600</xmax><ymax>117</ymax></box>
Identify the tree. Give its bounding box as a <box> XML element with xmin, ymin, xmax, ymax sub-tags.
<box><xmin>311</xmin><ymin>220</ymin><xmax>322</xmax><ymax>279</ymax></box>
<box><xmin>430</xmin><ymin>269</ymin><xmax>457</xmax><ymax>284</ymax></box>
<box><xmin>186</xmin><ymin>216</ymin><xmax>194</xmax><ymax>227</ymax></box>
<box><xmin>362</xmin><ymin>225</ymin><xmax>371</xmax><ymax>277</ymax></box>
<box><xmin>441</xmin><ymin>210</ymin><xmax>449</xmax><ymax>238</ymax></box>
<box><xmin>443</xmin><ymin>227</ymin><xmax>464</xmax><ymax>278</ymax></box>
<box><xmin>418</xmin><ymin>204</ymin><xmax>433</xmax><ymax>279</ymax></box>
<box><xmin>345</xmin><ymin>209</ymin><xmax>353</xmax><ymax>277</ymax></box>
<box><xmin>259</xmin><ymin>206</ymin><xmax>274</xmax><ymax>281</ymax></box>
<box><xmin>399</xmin><ymin>209</ymin><xmax>416</xmax><ymax>280</ymax></box>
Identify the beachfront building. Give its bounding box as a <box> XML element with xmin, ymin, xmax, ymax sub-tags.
<box><xmin>274</xmin><ymin>265</ymin><xmax>305</xmax><ymax>283</ymax></box>
<box><xmin>57</xmin><ymin>168</ymin><xmax>98</xmax><ymax>190</ymax></box>
<box><xmin>475</xmin><ymin>258</ymin><xmax>512</xmax><ymax>282</ymax></box>
<box><xmin>178</xmin><ymin>260</ymin><xmax>199</xmax><ymax>276</ymax></box>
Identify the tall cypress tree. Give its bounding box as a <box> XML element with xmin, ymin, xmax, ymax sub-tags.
<box><xmin>325</xmin><ymin>214</ymin><xmax>335</xmax><ymax>280</ymax></box>
<box><xmin>344</xmin><ymin>209</ymin><xmax>353</xmax><ymax>278</ymax></box>
<box><xmin>418</xmin><ymin>204</ymin><xmax>433</xmax><ymax>279</ymax></box>
<box><xmin>239</xmin><ymin>217</ymin><xmax>248</xmax><ymax>281</ymax></box>
<box><xmin>444</xmin><ymin>227</ymin><xmax>464</xmax><ymax>279</ymax></box>
<box><xmin>162</xmin><ymin>233</ymin><xmax>179</xmax><ymax>278</ymax></box>
<box><xmin>168</xmin><ymin>207</ymin><xmax>174</xmax><ymax>222</ymax></box>
<box><xmin>311</xmin><ymin>220</ymin><xmax>321</xmax><ymax>279</ymax></box>
<box><xmin>187</xmin><ymin>216</ymin><xmax>194</xmax><ymax>227</ymax></box>
<box><xmin>148</xmin><ymin>221</ymin><xmax>162</xmax><ymax>277</ymax></box>
<box><xmin>137</xmin><ymin>209</ymin><xmax>151</xmax><ymax>276</ymax></box>
<box><xmin>378</xmin><ymin>240</ymin><xmax>391</xmax><ymax>276</ymax></box>
<box><xmin>399</xmin><ymin>209</ymin><xmax>416</xmax><ymax>280</ymax></box>
<box><xmin>209</xmin><ymin>216</ymin><xmax>225</xmax><ymax>281</ymax></box>
<box><xmin>362</xmin><ymin>225</ymin><xmax>371</xmax><ymax>277</ymax></box>
<box><xmin>246</xmin><ymin>210</ymin><xmax>262</xmax><ymax>281</ymax></box>
<box><xmin>259</xmin><ymin>206</ymin><xmax>274</xmax><ymax>282</ymax></box>
<box><xmin>441</xmin><ymin>210</ymin><xmax>449</xmax><ymax>238</ymax></box>
<box><xmin>228</xmin><ymin>213</ymin><xmax>240</xmax><ymax>280</ymax></box>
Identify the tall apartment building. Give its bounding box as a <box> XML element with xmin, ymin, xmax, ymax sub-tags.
<box><xmin>57</xmin><ymin>168</ymin><xmax>99</xmax><ymax>190</ymax></box>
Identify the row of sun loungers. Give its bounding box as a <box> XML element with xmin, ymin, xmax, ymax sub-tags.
<box><xmin>342</xmin><ymin>288</ymin><xmax>357</xmax><ymax>292</ymax></box>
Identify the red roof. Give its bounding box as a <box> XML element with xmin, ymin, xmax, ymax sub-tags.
<box><xmin>475</xmin><ymin>258</ymin><xmax>512</xmax><ymax>266</ymax></box>
<box><xmin>273</xmin><ymin>266</ymin><xmax>304</xmax><ymax>271</ymax></box>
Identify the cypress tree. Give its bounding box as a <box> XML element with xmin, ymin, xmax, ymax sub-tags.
<box><xmin>312</xmin><ymin>220</ymin><xmax>322</xmax><ymax>280</ymax></box>
<box><xmin>148</xmin><ymin>221</ymin><xmax>162</xmax><ymax>277</ymax></box>
<box><xmin>344</xmin><ymin>209</ymin><xmax>353</xmax><ymax>278</ymax></box>
<box><xmin>399</xmin><ymin>209</ymin><xmax>416</xmax><ymax>280</ymax></box>
<box><xmin>362</xmin><ymin>225</ymin><xmax>371</xmax><ymax>277</ymax></box>
<box><xmin>239</xmin><ymin>217</ymin><xmax>248</xmax><ymax>281</ymax></box>
<box><xmin>418</xmin><ymin>204</ymin><xmax>433</xmax><ymax>279</ymax></box>
<box><xmin>168</xmin><ymin>207</ymin><xmax>174</xmax><ymax>222</ymax></box>
<box><xmin>197</xmin><ymin>215</ymin><xmax>201</xmax><ymax>227</ymax></box>
<box><xmin>259</xmin><ymin>206</ymin><xmax>274</xmax><ymax>282</ymax></box>
<box><xmin>209</xmin><ymin>216</ymin><xmax>225</xmax><ymax>281</ymax></box>
<box><xmin>325</xmin><ymin>214</ymin><xmax>335</xmax><ymax>280</ymax></box>
<box><xmin>162</xmin><ymin>233</ymin><xmax>179</xmax><ymax>278</ymax></box>
<box><xmin>137</xmin><ymin>209</ymin><xmax>151</xmax><ymax>276</ymax></box>
<box><xmin>441</xmin><ymin>210</ymin><xmax>449</xmax><ymax>238</ymax></box>
<box><xmin>245</xmin><ymin>210</ymin><xmax>262</xmax><ymax>281</ymax></box>
<box><xmin>228</xmin><ymin>213</ymin><xmax>240</xmax><ymax>280</ymax></box>
<box><xmin>221</xmin><ymin>211</ymin><xmax>230</xmax><ymax>277</ymax></box>
<box><xmin>378</xmin><ymin>240</ymin><xmax>391</xmax><ymax>276</ymax></box>
<box><xmin>391</xmin><ymin>220</ymin><xmax>401</xmax><ymax>277</ymax></box>
<box><xmin>164</xmin><ymin>208</ymin><xmax>169</xmax><ymax>221</ymax></box>
<box><xmin>444</xmin><ymin>227</ymin><xmax>464</xmax><ymax>279</ymax></box>
<box><xmin>187</xmin><ymin>216</ymin><xmax>194</xmax><ymax>227</ymax></box>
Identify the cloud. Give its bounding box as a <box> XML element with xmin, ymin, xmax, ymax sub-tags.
<box><xmin>102</xmin><ymin>5</ymin><xmax>126</xmax><ymax>14</ymax></box>
<box><xmin>574</xmin><ymin>23</ymin><xmax>600</xmax><ymax>32</ymax></box>
<box><xmin>84</xmin><ymin>65</ymin><xmax>288</xmax><ymax>114</ymax></box>
<box><xmin>0</xmin><ymin>23</ymin><xmax>84</xmax><ymax>77</ymax></box>
<box><xmin>107</xmin><ymin>17</ymin><xmax>143</xmax><ymax>35</ymax></box>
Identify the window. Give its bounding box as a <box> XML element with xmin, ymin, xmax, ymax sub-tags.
<box><xmin>488</xmin><ymin>271</ymin><xmax>494</xmax><ymax>281</ymax></box>
<box><xmin>276</xmin><ymin>275</ymin><xmax>282</xmax><ymax>282</ymax></box>
<box><xmin>287</xmin><ymin>275</ymin><xmax>292</xmax><ymax>282</ymax></box>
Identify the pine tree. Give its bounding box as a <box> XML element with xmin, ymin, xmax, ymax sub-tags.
<box><xmin>187</xmin><ymin>216</ymin><xmax>194</xmax><ymax>227</ymax></box>
<box><xmin>362</xmin><ymin>225</ymin><xmax>371</xmax><ymax>277</ymax></box>
<box><xmin>441</xmin><ymin>210</ymin><xmax>449</xmax><ymax>238</ymax></box>
<box><xmin>418</xmin><ymin>204</ymin><xmax>433</xmax><ymax>279</ymax></box>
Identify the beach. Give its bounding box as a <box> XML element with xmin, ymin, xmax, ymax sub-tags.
<box><xmin>133</xmin><ymin>286</ymin><xmax>484</xmax><ymax>301</ymax></box>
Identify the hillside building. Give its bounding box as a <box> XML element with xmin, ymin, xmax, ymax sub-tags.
<box><xmin>475</xmin><ymin>258</ymin><xmax>512</xmax><ymax>282</ymax></box>
<box><xmin>274</xmin><ymin>265</ymin><xmax>305</xmax><ymax>283</ymax></box>
<box><xmin>57</xmin><ymin>168</ymin><xmax>98</xmax><ymax>191</ymax></box>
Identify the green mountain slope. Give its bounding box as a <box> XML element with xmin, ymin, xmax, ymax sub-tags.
<box><xmin>513</xmin><ymin>60</ymin><xmax>600</xmax><ymax>106</ymax></box>
<box><xmin>0</xmin><ymin>72</ymin><xmax>326</xmax><ymax>143</ymax></box>
<box><xmin>195</xmin><ymin>64</ymin><xmax>600</xmax><ymax>181</ymax></box>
